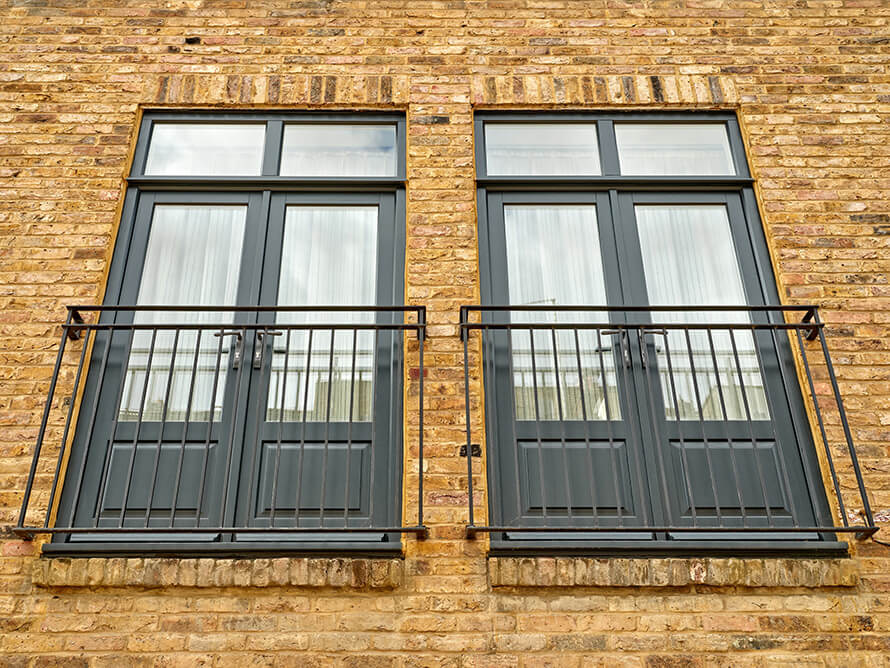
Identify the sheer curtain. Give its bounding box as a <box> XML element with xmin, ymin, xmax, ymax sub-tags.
<box><xmin>504</xmin><ymin>205</ymin><xmax>620</xmax><ymax>421</ymax></box>
<box><xmin>267</xmin><ymin>206</ymin><xmax>378</xmax><ymax>423</ymax></box>
<box><xmin>120</xmin><ymin>205</ymin><xmax>246</xmax><ymax>422</ymax></box>
<box><xmin>635</xmin><ymin>205</ymin><xmax>769</xmax><ymax>421</ymax></box>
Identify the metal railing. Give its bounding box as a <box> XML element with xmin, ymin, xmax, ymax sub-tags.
<box><xmin>15</xmin><ymin>305</ymin><xmax>427</xmax><ymax>542</ymax></box>
<box><xmin>460</xmin><ymin>305</ymin><xmax>877</xmax><ymax>541</ymax></box>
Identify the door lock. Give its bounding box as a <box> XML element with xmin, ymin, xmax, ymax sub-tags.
<box><xmin>214</xmin><ymin>330</ymin><xmax>244</xmax><ymax>369</ymax></box>
<box><xmin>254</xmin><ymin>330</ymin><xmax>283</xmax><ymax>369</ymax></box>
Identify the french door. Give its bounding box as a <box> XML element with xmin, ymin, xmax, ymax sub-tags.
<box><xmin>480</xmin><ymin>189</ymin><xmax>827</xmax><ymax>544</ymax></box>
<box><xmin>57</xmin><ymin>189</ymin><xmax>403</xmax><ymax>547</ymax></box>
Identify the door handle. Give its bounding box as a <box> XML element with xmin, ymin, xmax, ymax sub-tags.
<box><xmin>640</xmin><ymin>328</ymin><xmax>667</xmax><ymax>370</ymax></box>
<box><xmin>214</xmin><ymin>329</ymin><xmax>244</xmax><ymax>369</ymax></box>
<box><xmin>601</xmin><ymin>329</ymin><xmax>631</xmax><ymax>368</ymax></box>
<box><xmin>254</xmin><ymin>330</ymin><xmax>283</xmax><ymax>369</ymax></box>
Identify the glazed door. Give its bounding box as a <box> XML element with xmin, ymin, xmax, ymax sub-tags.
<box><xmin>616</xmin><ymin>192</ymin><xmax>820</xmax><ymax>536</ymax></box>
<box><xmin>233</xmin><ymin>193</ymin><xmax>402</xmax><ymax>541</ymax></box>
<box><xmin>482</xmin><ymin>192</ymin><xmax>655</xmax><ymax>538</ymax></box>
<box><xmin>60</xmin><ymin>192</ymin><xmax>264</xmax><ymax>539</ymax></box>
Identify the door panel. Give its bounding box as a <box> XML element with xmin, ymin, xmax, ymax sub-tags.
<box><xmin>61</xmin><ymin>193</ymin><xmax>261</xmax><ymax>537</ymax></box>
<box><xmin>617</xmin><ymin>192</ymin><xmax>819</xmax><ymax>534</ymax></box>
<box><xmin>483</xmin><ymin>192</ymin><xmax>653</xmax><ymax>531</ymax></box>
<box><xmin>237</xmin><ymin>193</ymin><xmax>400</xmax><ymax>534</ymax></box>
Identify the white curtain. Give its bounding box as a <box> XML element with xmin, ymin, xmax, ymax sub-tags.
<box><xmin>504</xmin><ymin>205</ymin><xmax>621</xmax><ymax>421</ymax></box>
<box><xmin>279</xmin><ymin>125</ymin><xmax>397</xmax><ymax>177</ymax></box>
<box><xmin>636</xmin><ymin>205</ymin><xmax>770</xmax><ymax>421</ymax></box>
<box><xmin>120</xmin><ymin>205</ymin><xmax>246</xmax><ymax>422</ymax></box>
<box><xmin>615</xmin><ymin>124</ymin><xmax>735</xmax><ymax>176</ymax></box>
<box><xmin>267</xmin><ymin>206</ymin><xmax>378</xmax><ymax>423</ymax></box>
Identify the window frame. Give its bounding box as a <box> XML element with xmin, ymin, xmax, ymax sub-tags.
<box><xmin>47</xmin><ymin>110</ymin><xmax>410</xmax><ymax>557</ymax></box>
<box><xmin>473</xmin><ymin>111</ymin><xmax>841</xmax><ymax>556</ymax></box>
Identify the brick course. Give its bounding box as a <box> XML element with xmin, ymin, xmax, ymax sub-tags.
<box><xmin>2</xmin><ymin>0</ymin><xmax>890</xmax><ymax>665</ymax></box>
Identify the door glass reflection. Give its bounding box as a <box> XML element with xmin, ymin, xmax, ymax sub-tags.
<box><xmin>121</xmin><ymin>205</ymin><xmax>246</xmax><ymax>422</ymax></box>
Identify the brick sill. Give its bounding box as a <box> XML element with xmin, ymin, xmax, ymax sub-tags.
<box><xmin>489</xmin><ymin>557</ymin><xmax>859</xmax><ymax>588</ymax></box>
<box><xmin>31</xmin><ymin>556</ymin><xmax>404</xmax><ymax>589</ymax></box>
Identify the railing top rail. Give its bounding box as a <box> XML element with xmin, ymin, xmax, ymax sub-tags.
<box><xmin>67</xmin><ymin>304</ymin><xmax>426</xmax><ymax>314</ymax></box>
<box><xmin>63</xmin><ymin>305</ymin><xmax>427</xmax><ymax>341</ymax></box>
<box><xmin>458</xmin><ymin>304</ymin><xmax>823</xmax><ymax>340</ymax></box>
<box><xmin>460</xmin><ymin>304</ymin><xmax>819</xmax><ymax>315</ymax></box>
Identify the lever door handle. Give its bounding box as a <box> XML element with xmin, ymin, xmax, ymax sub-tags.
<box><xmin>253</xmin><ymin>330</ymin><xmax>283</xmax><ymax>369</ymax></box>
<box><xmin>601</xmin><ymin>329</ymin><xmax>631</xmax><ymax>368</ymax></box>
<box><xmin>214</xmin><ymin>329</ymin><xmax>244</xmax><ymax>369</ymax></box>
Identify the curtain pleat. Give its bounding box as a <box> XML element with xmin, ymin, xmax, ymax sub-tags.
<box><xmin>504</xmin><ymin>205</ymin><xmax>621</xmax><ymax>421</ymax></box>
<box><xmin>120</xmin><ymin>205</ymin><xmax>247</xmax><ymax>422</ymax></box>
<box><xmin>636</xmin><ymin>204</ymin><xmax>770</xmax><ymax>421</ymax></box>
<box><xmin>267</xmin><ymin>206</ymin><xmax>378</xmax><ymax>423</ymax></box>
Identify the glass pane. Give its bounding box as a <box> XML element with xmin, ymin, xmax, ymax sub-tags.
<box><xmin>144</xmin><ymin>123</ymin><xmax>265</xmax><ymax>176</ymax></box>
<box><xmin>635</xmin><ymin>204</ymin><xmax>769</xmax><ymax>421</ymax></box>
<box><xmin>485</xmin><ymin>124</ymin><xmax>600</xmax><ymax>176</ymax></box>
<box><xmin>120</xmin><ymin>205</ymin><xmax>247</xmax><ymax>422</ymax></box>
<box><xmin>504</xmin><ymin>205</ymin><xmax>619</xmax><ymax>421</ymax></box>
<box><xmin>280</xmin><ymin>125</ymin><xmax>397</xmax><ymax>177</ymax></box>
<box><xmin>616</xmin><ymin>123</ymin><xmax>735</xmax><ymax>175</ymax></box>
<box><xmin>268</xmin><ymin>206</ymin><xmax>378</xmax><ymax>422</ymax></box>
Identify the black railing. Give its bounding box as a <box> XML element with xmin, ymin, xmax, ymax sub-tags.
<box><xmin>15</xmin><ymin>305</ymin><xmax>426</xmax><ymax>543</ymax></box>
<box><xmin>460</xmin><ymin>305</ymin><xmax>877</xmax><ymax>542</ymax></box>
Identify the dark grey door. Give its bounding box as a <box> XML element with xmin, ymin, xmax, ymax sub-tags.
<box><xmin>481</xmin><ymin>189</ymin><xmax>824</xmax><ymax>542</ymax></box>
<box><xmin>615</xmin><ymin>192</ymin><xmax>820</xmax><ymax>536</ymax></box>
<box><xmin>234</xmin><ymin>193</ymin><xmax>401</xmax><ymax>540</ymax></box>
<box><xmin>60</xmin><ymin>192</ymin><xmax>263</xmax><ymax>539</ymax></box>
<box><xmin>59</xmin><ymin>190</ymin><xmax>402</xmax><ymax>544</ymax></box>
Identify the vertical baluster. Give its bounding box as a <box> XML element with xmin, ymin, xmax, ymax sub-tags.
<box><xmin>68</xmin><ymin>326</ymin><xmax>115</xmax><ymax>527</ymax></box>
<box><xmin>169</xmin><ymin>329</ymin><xmax>202</xmax><ymax>528</ymax></box>
<box><xmin>462</xmin><ymin>321</ymin><xmax>475</xmax><ymax>528</ymax></box>
<box><xmin>92</xmin><ymin>327</ymin><xmax>138</xmax><ymax>528</ymax></box>
<box><xmin>293</xmin><ymin>329</ymin><xmax>314</xmax><ymax>527</ymax></box>
<box><xmin>269</xmin><ymin>329</ymin><xmax>291</xmax><ymax>528</ymax></box>
<box><xmin>726</xmin><ymin>328</ymin><xmax>774</xmax><ymax>527</ymax></box>
<box><xmin>117</xmin><ymin>328</ymin><xmax>159</xmax><ymax>528</ymax></box>
<box><xmin>576</xmin><ymin>328</ymin><xmax>600</xmax><ymax>527</ymax></box>
<box><xmin>682</xmin><ymin>328</ymin><xmax>723</xmax><ymax>528</ymax></box>
<box><xmin>343</xmin><ymin>329</ymin><xmax>358</xmax><ymax>527</ymax></box>
<box><xmin>318</xmin><ymin>328</ymin><xmax>336</xmax><ymax>527</ymax></box>
<box><xmin>143</xmin><ymin>328</ymin><xmax>180</xmax><ymax>528</ymax></box>
<box><xmin>705</xmin><ymin>328</ymin><xmax>748</xmax><ymax>527</ymax></box>
<box><xmin>659</xmin><ymin>332</ymin><xmax>699</xmax><ymax>528</ymax></box>
<box><xmin>528</xmin><ymin>328</ymin><xmax>549</xmax><ymax>521</ymax></box>
<box><xmin>196</xmin><ymin>329</ymin><xmax>227</xmax><ymax>529</ymax></box>
<box><xmin>551</xmin><ymin>329</ymin><xmax>574</xmax><ymax>521</ymax></box>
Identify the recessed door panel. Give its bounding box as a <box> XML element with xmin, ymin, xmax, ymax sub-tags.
<box><xmin>484</xmin><ymin>193</ymin><xmax>652</xmax><ymax>530</ymax></box>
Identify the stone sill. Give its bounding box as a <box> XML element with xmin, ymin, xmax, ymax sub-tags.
<box><xmin>489</xmin><ymin>557</ymin><xmax>859</xmax><ymax>588</ymax></box>
<box><xmin>31</xmin><ymin>557</ymin><xmax>403</xmax><ymax>589</ymax></box>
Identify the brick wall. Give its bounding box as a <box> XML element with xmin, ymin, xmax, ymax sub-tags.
<box><xmin>2</xmin><ymin>1</ymin><xmax>890</xmax><ymax>665</ymax></box>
